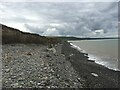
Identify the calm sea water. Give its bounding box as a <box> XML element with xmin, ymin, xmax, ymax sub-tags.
<box><xmin>69</xmin><ymin>39</ymin><xmax>119</xmax><ymax>71</ymax></box>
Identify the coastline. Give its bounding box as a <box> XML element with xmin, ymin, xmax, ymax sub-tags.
<box><xmin>61</xmin><ymin>41</ymin><xmax>119</xmax><ymax>88</ymax></box>
<box><xmin>2</xmin><ymin>42</ymin><xmax>120</xmax><ymax>88</ymax></box>
<box><xmin>69</xmin><ymin>41</ymin><xmax>120</xmax><ymax>71</ymax></box>
<box><xmin>2</xmin><ymin>23</ymin><xmax>120</xmax><ymax>89</ymax></box>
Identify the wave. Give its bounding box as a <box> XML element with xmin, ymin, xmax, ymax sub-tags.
<box><xmin>69</xmin><ymin>42</ymin><xmax>120</xmax><ymax>71</ymax></box>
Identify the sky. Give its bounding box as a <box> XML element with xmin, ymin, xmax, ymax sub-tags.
<box><xmin>0</xmin><ymin>1</ymin><xmax>119</xmax><ymax>38</ymax></box>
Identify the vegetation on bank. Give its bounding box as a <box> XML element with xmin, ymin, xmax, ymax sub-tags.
<box><xmin>2</xmin><ymin>24</ymin><xmax>61</xmax><ymax>45</ymax></box>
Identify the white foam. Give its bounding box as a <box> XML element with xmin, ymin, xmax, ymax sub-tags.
<box><xmin>88</xmin><ymin>54</ymin><xmax>120</xmax><ymax>71</ymax></box>
<box><xmin>70</xmin><ymin>43</ymin><xmax>86</xmax><ymax>53</ymax></box>
<box><xmin>88</xmin><ymin>54</ymin><xmax>98</xmax><ymax>60</ymax></box>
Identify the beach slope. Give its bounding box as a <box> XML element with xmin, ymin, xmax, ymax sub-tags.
<box><xmin>1</xmin><ymin>24</ymin><xmax>119</xmax><ymax>88</ymax></box>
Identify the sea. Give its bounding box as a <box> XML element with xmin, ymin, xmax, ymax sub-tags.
<box><xmin>68</xmin><ymin>39</ymin><xmax>119</xmax><ymax>71</ymax></box>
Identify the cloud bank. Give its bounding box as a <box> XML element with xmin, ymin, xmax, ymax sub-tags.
<box><xmin>0</xmin><ymin>2</ymin><xmax>118</xmax><ymax>37</ymax></box>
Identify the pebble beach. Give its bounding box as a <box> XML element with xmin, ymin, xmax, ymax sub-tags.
<box><xmin>1</xmin><ymin>24</ymin><xmax>120</xmax><ymax>89</ymax></box>
<box><xmin>2</xmin><ymin>44</ymin><xmax>82</xmax><ymax>88</ymax></box>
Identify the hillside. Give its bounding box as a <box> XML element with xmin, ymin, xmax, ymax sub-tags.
<box><xmin>1</xmin><ymin>24</ymin><xmax>60</xmax><ymax>44</ymax></box>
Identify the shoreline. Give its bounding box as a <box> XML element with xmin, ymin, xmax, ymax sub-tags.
<box><xmin>2</xmin><ymin>42</ymin><xmax>120</xmax><ymax>88</ymax></box>
<box><xmin>2</xmin><ymin>24</ymin><xmax>119</xmax><ymax>88</ymax></box>
<box><xmin>69</xmin><ymin>42</ymin><xmax>120</xmax><ymax>72</ymax></box>
<box><xmin>61</xmin><ymin>41</ymin><xmax>119</xmax><ymax>88</ymax></box>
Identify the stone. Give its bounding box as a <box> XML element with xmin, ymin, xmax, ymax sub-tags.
<box><xmin>30</xmin><ymin>81</ymin><xmax>34</xmax><ymax>84</ymax></box>
<box><xmin>43</xmin><ymin>76</ymin><xmax>48</xmax><ymax>80</ymax></box>
<box><xmin>50</xmin><ymin>69</ymin><xmax>54</xmax><ymax>73</ymax></box>
<box><xmin>77</xmin><ymin>78</ymin><xmax>81</xmax><ymax>82</ymax></box>
<box><xmin>19</xmin><ymin>72</ymin><xmax>24</xmax><ymax>76</ymax></box>
<box><xmin>26</xmin><ymin>52</ymin><xmax>33</xmax><ymax>56</ymax></box>
<box><xmin>91</xmin><ymin>73</ymin><xmax>98</xmax><ymax>77</ymax></box>
<box><xmin>69</xmin><ymin>53</ymin><xmax>74</xmax><ymax>57</ymax></box>
<box><xmin>51</xmin><ymin>86</ymin><xmax>55</xmax><ymax>88</ymax></box>
<box><xmin>88</xmin><ymin>60</ymin><xmax>95</xmax><ymax>62</ymax></box>
<box><xmin>18</xmin><ymin>78</ymin><xmax>24</xmax><ymax>81</ymax></box>
<box><xmin>46</xmin><ymin>47</ymin><xmax>56</xmax><ymax>54</ymax></box>
<box><xmin>11</xmin><ymin>83</ymin><xmax>19</xmax><ymax>87</ymax></box>
<box><xmin>43</xmin><ymin>67</ymin><xmax>47</xmax><ymax>70</ymax></box>
<box><xmin>47</xmin><ymin>86</ymin><xmax>50</xmax><ymax>88</ymax></box>
<box><xmin>38</xmin><ymin>86</ymin><xmax>43</xmax><ymax>88</ymax></box>
<box><xmin>37</xmin><ymin>82</ymin><xmax>41</xmax><ymax>86</ymax></box>
<box><xmin>46</xmin><ymin>54</ymin><xmax>51</xmax><ymax>57</ymax></box>
<box><xmin>11</xmin><ymin>75</ymin><xmax>17</xmax><ymax>79</ymax></box>
<box><xmin>5</xmin><ymin>69</ymin><xmax>10</xmax><ymax>72</ymax></box>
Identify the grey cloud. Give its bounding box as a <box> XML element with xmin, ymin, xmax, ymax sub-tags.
<box><xmin>24</xmin><ymin>24</ymin><xmax>45</xmax><ymax>34</ymax></box>
<box><xmin>118</xmin><ymin>1</ymin><xmax>120</xmax><ymax>21</ymax></box>
<box><xmin>0</xmin><ymin>2</ymin><xmax>118</xmax><ymax>37</ymax></box>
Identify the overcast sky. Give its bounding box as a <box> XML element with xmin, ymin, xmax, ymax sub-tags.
<box><xmin>0</xmin><ymin>1</ymin><xmax>118</xmax><ymax>37</ymax></box>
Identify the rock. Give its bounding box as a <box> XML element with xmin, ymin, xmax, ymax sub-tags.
<box><xmin>77</xmin><ymin>78</ymin><xmax>81</xmax><ymax>82</ymax></box>
<box><xmin>67</xmin><ymin>56</ymin><xmax>70</xmax><ymax>60</ymax></box>
<box><xmin>46</xmin><ymin>47</ymin><xmax>56</xmax><ymax>54</ymax></box>
<box><xmin>2</xmin><ymin>44</ymin><xmax>84</xmax><ymax>88</ymax></box>
<box><xmin>69</xmin><ymin>53</ymin><xmax>74</xmax><ymax>57</ymax></box>
<box><xmin>11</xmin><ymin>44</ymin><xmax>15</xmax><ymax>46</ymax></box>
<box><xmin>5</xmin><ymin>69</ymin><xmax>10</xmax><ymax>72</ymax></box>
<box><xmin>18</xmin><ymin>78</ymin><xmax>24</xmax><ymax>81</ymax></box>
<box><xmin>91</xmin><ymin>73</ymin><xmax>98</xmax><ymax>77</ymax></box>
<box><xmin>51</xmin><ymin>86</ymin><xmax>56</xmax><ymax>88</ymax></box>
<box><xmin>65</xmin><ymin>83</ymin><xmax>70</xmax><ymax>87</ymax></box>
<box><xmin>84</xmin><ymin>53</ymin><xmax>88</xmax><ymax>56</ymax></box>
<box><xmin>38</xmin><ymin>86</ymin><xmax>43</xmax><ymax>88</ymax></box>
<box><xmin>19</xmin><ymin>85</ymin><xmax>23</xmax><ymax>88</ymax></box>
<box><xmin>8</xmin><ymin>78</ymin><xmax>11</xmax><ymax>81</ymax></box>
<box><xmin>11</xmin><ymin>75</ymin><xmax>17</xmax><ymax>79</ymax></box>
<box><xmin>73</xmin><ymin>82</ymin><xmax>77</xmax><ymax>85</ymax></box>
<box><xmin>56</xmin><ymin>74</ymin><xmax>60</xmax><ymax>79</ymax></box>
<box><xmin>43</xmin><ymin>67</ymin><xmax>47</xmax><ymax>70</ymax></box>
<box><xmin>39</xmin><ymin>81</ymin><xmax>46</xmax><ymax>86</ymax></box>
<box><xmin>11</xmin><ymin>83</ymin><xmax>19</xmax><ymax>87</ymax></box>
<box><xmin>61</xmin><ymin>54</ymin><xmax>65</xmax><ymax>56</ymax></box>
<box><xmin>20</xmin><ymin>82</ymin><xmax>24</xmax><ymax>85</ymax></box>
<box><xmin>37</xmin><ymin>82</ymin><xmax>41</xmax><ymax>86</ymax></box>
<box><xmin>50</xmin><ymin>69</ymin><xmax>54</xmax><ymax>73</ymax></box>
<box><xmin>30</xmin><ymin>81</ymin><xmax>34</xmax><ymax>84</ymax></box>
<box><xmin>26</xmin><ymin>52</ymin><xmax>33</xmax><ymax>56</ymax></box>
<box><xmin>43</xmin><ymin>76</ymin><xmax>48</xmax><ymax>80</ymax></box>
<box><xmin>46</xmin><ymin>54</ymin><xmax>51</xmax><ymax>57</ymax></box>
<box><xmin>88</xmin><ymin>60</ymin><xmax>95</xmax><ymax>62</ymax></box>
<box><xmin>41</xmin><ymin>63</ymin><xmax>44</xmax><ymax>66</ymax></box>
<box><xmin>46</xmin><ymin>86</ymin><xmax>50</xmax><ymax>88</ymax></box>
<box><xmin>19</xmin><ymin>72</ymin><xmax>24</xmax><ymax>76</ymax></box>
